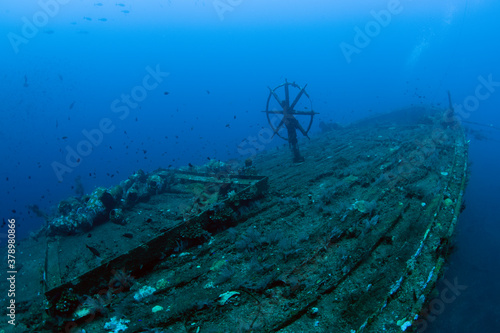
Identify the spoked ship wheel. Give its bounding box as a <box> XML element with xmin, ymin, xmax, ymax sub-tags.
<box><xmin>263</xmin><ymin>79</ymin><xmax>318</xmax><ymax>141</ymax></box>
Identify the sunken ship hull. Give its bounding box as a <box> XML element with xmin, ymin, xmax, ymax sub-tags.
<box><xmin>3</xmin><ymin>106</ymin><xmax>468</xmax><ymax>332</ymax></box>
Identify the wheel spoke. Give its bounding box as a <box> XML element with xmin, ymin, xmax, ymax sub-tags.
<box><xmin>293</xmin><ymin>110</ymin><xmax>317</xmax><ymax>115</ymax></box>
<box><xmin>295</xmin><ymin>120</ymin><xmax>308</xmax><ymax>138</ymax></box>
<box><xmin>284</xmin><ymin>82</ymin><xmax>290</xmax><ymax>108</ymax></box>
<box><xmin>269</xmin><ymin>87</ymin><xmax>283</xmax><ymax>107</ymax></box>
<box><xmin>272</xmin><ymin>118</ymin><xmax>285</xmax><ymax>138</ymax></box>
<box><xmin>289</xmin><ymin>84</ymin><xmax>308</xmax><ymax>110</ymax></box>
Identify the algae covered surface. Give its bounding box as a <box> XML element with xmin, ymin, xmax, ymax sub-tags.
<box><xmin>2</xmin><ymin>107</ymin><xmax>468</xmax><ymax>332</ymax></box>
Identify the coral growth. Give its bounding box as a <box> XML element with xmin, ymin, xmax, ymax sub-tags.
<box><xmin>109</xmin><ymin>268</ymin><xmax>134</xmax><ymax>293</ymax></box>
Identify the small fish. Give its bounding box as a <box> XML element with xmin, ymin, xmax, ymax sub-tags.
<box><xmin>58</xmin><ymin>74</ymin><xmax>63</xmax><ymax>80</ymax></box>
<box><xmin>86</xmin><ymin>244</ymin><xmax>101</xmax><ymax>257</ymax></box>
<box><xmin>206</xmin><ymin>90</ymin><xmax>210</xmax><ymax>94</ymax></box>
<box><xmin>83</xmin><ymin>16</ymin><xmax>92</xmax><ymax>21</ymax></box>
<box><xmin>69</xmin><ymin>101</ymin><xmax>75</xmax><ymax>109</ymax></box>
<box><xmin>164</xmin><ymin>91</ymin><xmax>169</xmax><ymax>95</ymax></box>
<box><xmin>116</xmin><ymin>3</ymin><xmax>125</xmax><ymax>7</ymax></box>
<box><xmin>98</xmin><ymin>18</ymin><xmax>107</xmax><ymax>22</ymax></box>
<box><xmin>122</xmin><ymin>233</ymin><xmax>133</xmax><ymax>238</ymax></box>
<box><xmin>94</xmin><ymin>2</ymin><xmax>103</xmax><ymax>6</ymax></box>
<box><xmin>23</xmin><ymin>75</ymin><xmax>28</xmax><ymax>87</ymax></box>
<box><xmin>121</xmin><ymin>10</ymin><xmax>130</xmax><ymax>13</ymax></box>
<box><xmin>62</xmin><ymin>136</ymin><xmax>68</xmax><ymax>140</ymax></box>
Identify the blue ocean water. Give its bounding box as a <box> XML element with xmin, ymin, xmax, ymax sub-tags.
<box><xmin>0</xmin><ymin>0</ymin><xmax>499</xmax><ymax>331</ymax></box>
